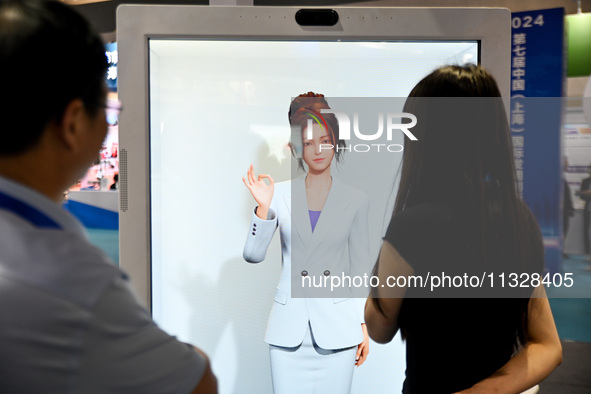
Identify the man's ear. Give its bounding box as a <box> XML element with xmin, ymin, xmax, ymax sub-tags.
<box><xmin>55</xmin><ymin>99</ymin><xmax>86</xmax><ymax>152</ymax></box>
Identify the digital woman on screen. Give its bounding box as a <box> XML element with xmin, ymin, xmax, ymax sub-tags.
<box><xmin>365</xmin><ymin>65</ymin><xmax>562</xmax><ymax>393</ymax></box>
<box><xmin>242</xmin><ymin>92</ymin><xmax>370</xmax><ymax>393</ymax></box>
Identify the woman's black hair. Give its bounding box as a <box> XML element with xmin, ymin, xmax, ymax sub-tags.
<box><xmin>288</xmin><ymin>92</ymin><xmax>346</xmax><ymax>171</ymax></box>
<box><xmin>381</xmin><ymin>64</ymin><xmax>543</xmax><ymax>349</ymax></box>
<box><xmin>0</xmin><ymin>0</ymin><xmax>108</xmax><ymax>156</ymax></box>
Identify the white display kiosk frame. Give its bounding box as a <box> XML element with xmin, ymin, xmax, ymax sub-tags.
<box><xmin>117</xmin><ymin>6</ymin><xmax>510</xmax><ymax>393</ymax></box>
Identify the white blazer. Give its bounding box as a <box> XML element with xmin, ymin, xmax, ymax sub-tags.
<box><xmin>244</xmin><ymin>176</ymin><xmax>371</xmax><ymax>349</ymax></box>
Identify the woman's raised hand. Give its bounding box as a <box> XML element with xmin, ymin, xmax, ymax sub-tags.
<box><xmin>242</xmin><ymin>164</ymin><xmax>275</xmax><ymax>220</ymax></box>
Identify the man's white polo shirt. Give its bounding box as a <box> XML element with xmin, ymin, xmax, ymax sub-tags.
<box><xmin>0</xmin><ymin>175</ymin><xmax>204</xmax><ymax>393</ymax></box>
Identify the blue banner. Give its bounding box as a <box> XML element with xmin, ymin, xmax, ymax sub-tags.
<box><xmin>511</xmin><ymin>8</ymin><xmax>565</xmax><ymax>273</ymax></box>
<box><xmin>105</xmin><ymin>42</ymin><xmax>118</xmax><ymax>92</ymax></box>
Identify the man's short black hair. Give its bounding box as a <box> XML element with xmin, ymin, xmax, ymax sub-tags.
<box><xmin>0</xmin><ymin>0</ymin><xmax>108</xmax><ymax>156</ymax></box>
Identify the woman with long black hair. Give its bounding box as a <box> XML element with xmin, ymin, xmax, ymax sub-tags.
<box><xmin>365</xmin><ymin>65</ymin><xmax>562</xmax><ymax>394</ymax></box>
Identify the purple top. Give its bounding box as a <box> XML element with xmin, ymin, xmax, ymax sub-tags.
<box><xmin>309</xmin><ymin>210</ymin><xmax>322</xmax><ymax>232</ymax></box>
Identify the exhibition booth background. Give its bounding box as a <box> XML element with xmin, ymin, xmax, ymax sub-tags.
<box><xmin>64</xmin><ymin>1</ymin><xmax>591</xmax><ymax>393</ymax></box>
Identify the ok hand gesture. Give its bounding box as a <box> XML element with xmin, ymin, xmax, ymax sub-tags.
<box><xmin>242</xmin><ymin>164</ymin><xmax>274</xmax><ymax>220</ymax></box>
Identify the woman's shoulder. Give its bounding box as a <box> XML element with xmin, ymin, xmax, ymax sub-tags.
<box><xmin>515</xmin><ymin>199</ymin><xmax>540</xmax><ymax>229</ymax></box>
<box><xmin>392</xmin><ymin>202</ymin><xmax>456</xmax><ymax>225</ymax></box>
<box><xmin>385</xmin><ymin>203</ymin><xmax>457</xmax><ymax>246</ymax></box>
<box><xmin>273</xmin><ymin>179</ymin><xmax>293</xmax><ymax>195</ymax></box>
<box><xmin>332</xmin><ymin>177</ymin><xmax>368</xmax><ymax>203</ymax></box>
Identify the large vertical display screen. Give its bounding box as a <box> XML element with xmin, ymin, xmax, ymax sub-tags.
<box><xmin>148</xmin><ymin>39</ymin><xmax>478</xmax><ymax>393</ymax></box>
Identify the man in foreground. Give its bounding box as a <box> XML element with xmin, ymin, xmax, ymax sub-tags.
<box><xmin>0</xmin><ymin>1</ymin><xmax>216</xmax><ymax>392</ymax></box>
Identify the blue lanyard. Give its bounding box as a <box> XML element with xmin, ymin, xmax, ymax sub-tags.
<box><xmin>0</xmin><ymin>190</ymin><xmax>60</xmax><ymax>229</ymax></box>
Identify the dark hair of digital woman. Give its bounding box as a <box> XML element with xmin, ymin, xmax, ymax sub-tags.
<box><xmin>386</xmin><ymin>64</ymin><xmax>543</xmax><ymax>349</ymax></box>
<box><xmin>288</xmin><ymin>92</ymin><xmax>346</xmax><ymax>171</ymax></box>
<box><xmin>0</xmin><ymin>0</ymin><xmax>108</xmax><ymax>156</ymax></box>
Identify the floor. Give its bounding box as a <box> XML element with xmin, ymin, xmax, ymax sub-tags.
<box><xmin>539</xmin><ymin>341</ymin><xmax>591</xmax><ymax>393</ymax></box>
<box><xmin>541</xmin><ymin>256</ymin><xmax>591</xmax><ymax>393</ymax></box>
